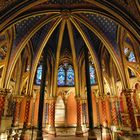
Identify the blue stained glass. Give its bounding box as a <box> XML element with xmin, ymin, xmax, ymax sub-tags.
<box><xmin>66</xmin><ymin>66</ymin><xmax>74</xmax><ymax>86</ymax></box>
<box><xmin>128</xmin><ymin>51</ymin><xmax>136</xmax><ymax>62</ymax></box>
<box><xmin>89</xmin><ymin>65</ymin><xmax>96</xmax><ymax>85</ymax></box>
<box><xmin>58</xmin><ymin>67</ymin><xmax>65</xmax><ymax>86</ymax></box>
<box><xmin>36</xmin><ymin>65</ymin><xmax>42</xmax><ymax>85</ymax></box>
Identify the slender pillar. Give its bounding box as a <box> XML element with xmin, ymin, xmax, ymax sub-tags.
<box><xmin>11</xmin><ymin>96</ymin><xmax>22</xmax><ymax>127</ymax></box>
<box><xmin>96</xmin><ymin>98</ymin><xmax>100</xmax><ymax>126</ymax></box>
<box><xmin>101</xmin><ymin>98</ymin><xmax>107</xmax><ymax>126</ymax></box>
<box><xmin>82</xmin><ymin>100</ymin><xmax>87</xmax><ymax>125</ymax></box>
<box><xmin>64</xmin><ymin>100</ymin><xmax>68</xmax><ymax>127</ymax></box>
<box><xmin>23</xmin><ymin>96</ymin><xmax>31</xmax><ymax>128</ymax></box>
<box><xmin>110</xmin><ymin>97</ymin><xmax>118</xmax><ymax>126</ymax></box>
<box><xmin>37</xmin><ymin>49</ymin><xmax>48</xmax><ymax>139</ymax></box>
<box><xmin>106</xmin><ymin>96</ymin><xmax>112</xmax><ymax>127</ymax></box>
<box><xmin>48</xmin><ymin>98</ymin><xmax>56</xmax><ymax>135</ymax></box>
<box><xmin>76</xmin><ymin>97</ymin><xmax>83</xmax><ymax>136</ymax></box>
<box><xmin>0</xmin><ymin>88</ymin><xmax>10</xmax><ymax>127</ymax></box>
<box><xmin>0</xmin><ymin>96</ymin><xmax>5</xmax><ymax>127</ymax></box>
<box><xmin>84</xmin><ymin>47</ymin><xmax>96</xmax><ymax>140</ymax></box>
<box><xmin>124</xmin><ymin>89</ymin><xmax>137</xmax><ymax>131</ymax></box>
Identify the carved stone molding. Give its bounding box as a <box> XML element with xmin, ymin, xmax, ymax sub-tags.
<box><xmin>0</xmin><ymin>88</ymin><xmax>11</xmax><ymax>96</ymax></box>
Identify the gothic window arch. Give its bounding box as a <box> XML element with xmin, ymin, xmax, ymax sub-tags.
<box><xmin>57</xmin><ymin>63</ymin><xmax>74</xmax><ymax>86</ymax></box>
<box><xmin>124</xmin><ymin>47</ymin><xmax>136</xmax><ymax>62</ymax></box>
<box><xmin>66</xmin><ymin>65</ymin><xmax>74</xmax><ymax>86</ymax></box>
<box><xmin>36</xmin><ymin>64</ymin><xmax>42</xmax><ymax>85</ymax></box>
<box><xmin>89</xmin><ymin>64</ymin><xmax>96</xmax><ymax>85</ymax></box>
<box><xmin>57</xmin><ymin>66</ymin><xmax>65</xmax><ymax>86</ymax></box>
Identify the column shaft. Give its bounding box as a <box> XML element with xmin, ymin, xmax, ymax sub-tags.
<box><xmin>37</xmin><ymin>49</ymin><xmax>47</xmax><ymax>131</ymax></box>
<box><xmin>0</xmin><ymin>96</ymin><xmax>5</xmax><ymax>127</ymax></box>
<box><xmin>124</xmin><ymin>90</ymin><xmax>137</xmax><ymax>131</ymax></box>
<box><xmin>111</xmin><ymin>98</ymin><xmax>118</xmax><ymax>126</ymax></box>
<box><xmin>24</xmin><ymin>97</ymin><xmax>31</xmax><ymax>127</ymax></box>
<box><xmin>76</xmin><ymin>98</ymin><xmax>83</xmax><ymax>135</ymax></box>
<box><xmin>84</xmin><ymin>47</ymin><xmax>94</xmax><ymax>130</ymax></box>
<box><xmin>12</xmin><ymin>101</ymin><xmax>20</xmax><ymax>126</ymax></box>
<box><xmin>48</xmin><ymin>99</ymin><xmax>56</xmax><ymax>134</ymax></box>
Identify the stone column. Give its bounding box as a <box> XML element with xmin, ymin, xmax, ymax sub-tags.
<box><xmin>101</xmin><ymin>97</ymin><xmax>107</xmax><ymax>126</ymax></box>
<box><xmin>64</xmin><ymin>99</ymin><xmax>68</xmax><ymax>127</ymax></box>
<box><xmin>81</xmin><ymin>100</ymin><xmax>87</xmax><ymax>125</ymax></box>
<box><xmin>37</xmin><ymin>48</ymin><xmax>48</xmax><ymax>140</ymax></box>
<box><xmin>11</xmin><ymin>96</ymin><xmax>23</xmax><ymax>127</ymax></box>
<box><xmin>0</xmin><ymin>88</ymin><xmax>10</xmax><ymax>127</ymax></box>
<box><xmin>84</xmin><ymin>46</ymin><xmax>96</xmax><ymax>140</ymax></box>
<box><xmin>124</xmin><ymin>89</ymin><xmax>137</xmax><ymax>131</ymax></box>
<box><xmin>23</xmin><ymin>96</ymin><xmax>31</xmax><ymax>128</ymax></box>
<box><xmin>0</xmin><ymin>96</ymin><xmax>5</xmax><ymax>127</ymax></box>
<box><xmin>96</xmin><ymin>98</ymin><xmax>100</xmax><ymax>126</ymax></box>
<box><xmin>48</xmin><ymin>98</ymin><xmax>56</xmax><ymax>135</ymax></box>
<box><xmin>76</xmin><ymin>97</ymin><xmax>83</xmax><ymax>136</ymax></box>
<box><xmin>110</xmin><ymin>97</ymin><xmax>118</xmax><ymax>126</ymax></box>
<box><xmin>105</xmin><ymin>96</ymin><xmax>112</xmax><ymax>127</ymax></box>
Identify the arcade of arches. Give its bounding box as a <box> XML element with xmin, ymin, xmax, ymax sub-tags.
<box><xmin>0</xmin><ymin>0</ymin><xmax>140</xmax><ymax>139</ymax></box>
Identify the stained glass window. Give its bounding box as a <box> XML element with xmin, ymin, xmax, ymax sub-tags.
<box><xmin>57</xmin><ymin>63</ymin><xmax>75</xmax><ymax>86</ymax></box>
<box><xmin>57</xmin><ymin>66</ymin><xmax>65</xmax><ymax>86</ymax></box>
<box><xmin>124</xmin><ymin>48</ymin><xmax>129</xmax><ymax>55</ymax></box>
<box><xmin>66</xmin><ymin>66</ymin><xmax>74</xmax><ymax>86</ymax></box>
<box><xmin>36</xmin><ymin>65</ymin><xmax>42</xmax><ymax>85</ymax></box>
<box><xmin>89</xmin><ymin>65</ymin><xmax>96</xmax><ymax>85</ymax></box>
<box><xmin>128</xmin><ymin>51</ymin><xmax>136</xmax><ymax>62</ymax></box>
<box><xmin>124</xmin><ymin>47</ymin><xmax>136</xmax><ymax>62</ymax></box>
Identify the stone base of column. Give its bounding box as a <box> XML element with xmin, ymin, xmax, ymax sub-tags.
<box><xmin>75</xmin><ymin>126</ymin><xmax>83</xmax><ymax>136</ymax></box>
<box><xmin>23</xmin><ymin>122</ymin><xmax>30</xmax><ymax>129</ymax></box>
<box><xmin>88</xmin><ymin>129</ymin><xmax>97</xmax><ymax>140</ymax></box>
<box><xmin>47</xmin><ymin>125</ymin><xmax>56</xmax><ymax>135</ymax></box>
<box><xmin>20</xmin><ymin>129</ymin><xmax>26</xmax><ymax>140</ymax></box>
<box><xmin>11</xmin><ymin>121</ymin><xmax>19</xmax><ymax>127</ymax></box>
<box><xmin>36</xmin><ymin>131</ymin><xmax>43</xmax><ymax>140</ymax></box>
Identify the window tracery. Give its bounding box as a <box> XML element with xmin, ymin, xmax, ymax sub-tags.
<box><xmin>57</xmin><ymin>63</ymin><xmax>74</xmax><ymax>86</ymax></box>
<box><xmin>89</xmin><ymin>65</ymin><xmax>96</xmax><ymax>85</ymax></box>
<box><xmin>36</xmin><ymin>64</ymin><xmax>42</xmax><ymax>85</ymax></box>
<box><xmin>124</xmin><ymin>47</ymin><xmax>136</xmax><ymax>62</ymax></box>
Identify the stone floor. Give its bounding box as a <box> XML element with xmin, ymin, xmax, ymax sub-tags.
<box><xmin>0</xmin><ymin>118</ymin><xmax>140</xmax><ymax>139</ymax></box>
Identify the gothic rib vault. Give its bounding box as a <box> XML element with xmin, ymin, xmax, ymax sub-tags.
<box><xmin>0</xmin><ymin>0</ymin><xmax>140</xmax><ymax>139</ymax></box>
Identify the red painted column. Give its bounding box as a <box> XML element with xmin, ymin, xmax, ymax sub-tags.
<box><xmin>124</xmin><ymin>89</ymin><xmax>137</xmax><ymax>131</ymax></box>
<box><xmin>102</xmin><ymin>97</ymin><xmax>107</xmax><ymax>126</ymax></box>
<box><xmin>119</xmin><ymin>95</ymin><xmax>124</xmax><ymax>113</ymax></box>
<box><xmin>0</xmin><ymin>88</ymin><xmax>10</xmax><ymax>127</ymax></box>
<box><xmin>33</xmin><ymin>92</ymin><xmax>39</xmax><ymax>126</ymax></box>
<box><xmin>76</xmin><ymin>97</ymin><xmax>83</xmax><ymax>136</ymax></box>
<box><xmin>106</xmin><ymin>96</ymin><xmax>111</xmax><ymax>127</ymax></box>
<box><xmin>0</xmin><ymin>96</ymin><xmax>5</xmax><ymax>127</ymax></box>
<box><xmin>23</xmin><ymin>96</ymin><xmax>31</xmax><ymax>128</ymax></box>
<box><xmin>12</xmin><ymin>96</ymin><xmax>22</xmax><ymax>127</ymax></box>
<box><xmin>95</xmin><ymin>98</ymin><xmax>100</xmax><ymax>126</ymax></box>
<box><xmin>48</xmin><ymin>98</ymin><xmax>56</xmax><ymax>135</ymax></box>
<box><xmin>110</xmin><ymin>97</ymin><xmax>118</xmax><ymax>126</ymax></box>
<box><xmin>92</xmin><ymin>94</ymin><xmax>98</xmax><ymax>127</ymax></box>
<box><xmin>133</xmin><ymin>90</ymin><xmax>139</xmax><ymax>113</ymax></box>
<box><xmin>98</xmin><ymin>98</ymin><xmax>103</xmax><ymax>125</ymax></box>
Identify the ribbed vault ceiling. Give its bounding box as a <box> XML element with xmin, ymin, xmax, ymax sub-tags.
<box><xmin>13</xmin><ymin>10</ymin><xmax>118</xmax><ymax>61</ymax></box>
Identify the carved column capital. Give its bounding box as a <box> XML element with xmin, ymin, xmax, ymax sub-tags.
<box><xmin>122</xmin><ymin>89</ymin><xmax>133</xmax><ymax>96</ymax></box>
<box><xmin>13</xmin><ymin>95</ymin><xmax>23</xmax><ymax>103</ymax></box>
<box><xmin>0</xmin><ymin>88</ymin><xmax>11</xmax><ymax>97</ymax></box>
<box><xmin>47</xmin><ymin>97</ymin><xmax>56</xmax><ymax>104</ymax></box>
<box><xmin>110</xmin><ymin>96</ymin><xmax>118</xmax><ymax>102</ymax></box>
